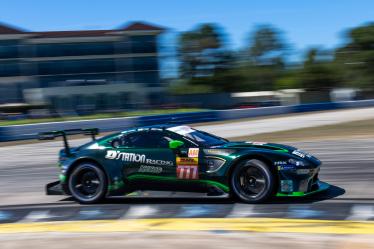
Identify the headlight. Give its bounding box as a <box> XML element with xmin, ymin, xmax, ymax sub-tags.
<box><xmin>288</xmin><ymin>158</ymin><xmax>305</xmax><ymax>167</ymax></box>
<box><xmin>206</xmin><ymin>157</ymin><xmax>226</xmax><ymax>173</ymax></box>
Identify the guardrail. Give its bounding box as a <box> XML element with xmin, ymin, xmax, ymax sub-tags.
<box><xmin>1</xmin><ymin>99</ymin><xmax>374</xmax><ymax>142</ymax></box>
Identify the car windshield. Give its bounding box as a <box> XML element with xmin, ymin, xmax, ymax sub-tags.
<box><xmin>167</xmin><ymin>126</ymin><xmax>227</xmax><ymax>146</ymax></box>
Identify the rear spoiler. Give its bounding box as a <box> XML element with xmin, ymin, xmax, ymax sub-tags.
<box><xmin>38</xmin><ymin>128</ymin><xmax>99</xmax><ymax>156</ymax></box>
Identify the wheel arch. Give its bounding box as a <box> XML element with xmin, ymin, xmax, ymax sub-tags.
<box><xmin>66</xmin><ymin>157</ymin><xmax>109</xmax><ymax>188</ymax></box>
<box><xmin>227</xmin><ymin>154</ymin><xmax>279</xmax><ymax>193</ymax></box>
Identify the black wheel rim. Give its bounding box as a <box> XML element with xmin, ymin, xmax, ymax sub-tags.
<box><xmin>72</xmin><ymin>168</ymin><xmax>101</xmax><ymax>199</ymax></box>
<box><xmin>236</xmin><ymin>166</ymin><xmax>266</xmax><ymax>198</ymax></box>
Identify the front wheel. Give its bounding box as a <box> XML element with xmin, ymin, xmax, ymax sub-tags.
<box><xmin>230</xmin><ymin>159</ymin><xmax>274</xmax><ymax>203</ymax></box>
<box><xmin>68</xmin><ymin>162</ymin><xmax>107</xmax><ymax>204</ymax></box>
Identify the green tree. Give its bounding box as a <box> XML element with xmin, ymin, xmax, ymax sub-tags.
<box><xmin>300</xmin><ymin>48</ymin><xmax>338</xmax><ymax>90</ymax></box>
<box><xmin>334</xmin><ymin>23</ymin><xmax>374</xmax><ymax>88</ymax></box>
<box><xmin>179</xmin><ymin>23</ymin><xmax>232</xmax><ymax>79</ymax></box>
<box><xmin>227</xmin><ymin>25</ymin><xmax>289</xmax><ymax>91</ymax></box>
<box><xmin>248</xmin><ymin>25</ymin><xmax>287</xmax><ymax>65</ymax></box>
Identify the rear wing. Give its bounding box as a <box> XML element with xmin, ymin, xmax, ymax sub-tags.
<box><xmin>38</xmin><ymin>128</ymin><xmax>99</xmax><ymax>156</ymax></box>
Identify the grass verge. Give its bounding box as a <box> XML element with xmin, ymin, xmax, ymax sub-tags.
<box><xmin>0</xmin><ymin>108</ymin><xmax>204</xmax><ymax>126</ymax></box>
<box><xmin>231</xmin><ymin>118</ymin><xmax>374</xmax><ymax>142</ymax></box>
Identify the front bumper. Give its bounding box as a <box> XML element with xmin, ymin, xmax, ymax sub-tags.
<box><xmin>276</xmin><ymin>160</ymin><xmax>324</xmax><ymax>194</ymax></box>
<box><xmin>276</xmin><ymin>180</ymin><xmax>330</xmax><ymax>197</ymax></box>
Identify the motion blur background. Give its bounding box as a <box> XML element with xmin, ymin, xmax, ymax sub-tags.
<box><xmin>1</xmin><ymin>2</ymin><xmax>374</xmax><ymax>248</ymax></box>
<box><xmin>1</xmin><ymin>0</ymin><xmax>374</xmax><ymax>122</ymax></box>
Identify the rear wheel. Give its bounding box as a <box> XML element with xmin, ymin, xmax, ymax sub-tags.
<box><xmin>68</xmin><ymin>162</ymin><xmax>107</xmax><ymax>204</ymax></box>
<box><xmin>230</xmin><ymin>159</ymin><xmax>274</xmax><ymax>203</ymax></box>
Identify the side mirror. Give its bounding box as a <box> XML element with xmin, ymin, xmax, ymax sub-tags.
<box><xmin>169</xmin><ymin>140</ymin><xmax>184</xmax><ymax>149</ymax></box>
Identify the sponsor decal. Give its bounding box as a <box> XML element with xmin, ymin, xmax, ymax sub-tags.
<box><xmin>145</xmin><ymin>159</ymin><xmax>173</xmax><ymax>166</ymax></box>
<box><xmin>177</xmin><ymin>165</ymin><xmax>198</xmax><ymax>180</ymax></box>
<box><xmin>105</xmin><ymin>150</ymin><xmax>146</xmax><ymax>163</ymax></box>
<box><xmin>176</xmin><ymin>156</ymin><xmax>199</xmax><ymax>179</ymax></box>
<box><xmin>204</xmin><ymin>149</ymin><xmax>234</xmax><ymax>156</ymax></box>
<box><xmin>176</xmin><ymin>157</ymin><xmax>198</xmax><ymax>166</ymax></box>
<box><xmin>105</xmin><ymin>150</ymin><xmax>173</xmax><ymax>166</ymax></box>
<box><xmin>274</xmin><ymin>161</ymin><xmax>288</xmax><ymax>166</ymax></box>
<box><xmin>296</xmin><ymin>169</ymin><xmax>311</xmax><ymax>175</ymax></box>
<box><xmin>280</xmin><ymin>180</ymin><xmax>293</xmax><ymax>192</ymax></box>
<box><xmin>188</xmin><ymin>148</ymin><xmax>199</xmax><ymax>158</ymax></box>
<box><xmin>138</xmin><ymin>165</ymin><xmax>163</xmax><ymax>174</ymax></box>
<box><xmin>277</xmin><ymin>165</ymin><xmax>296</xmax><ymax>171</ymax></box>
<box><xmin>292</xmin><ymin>150</ymin><xmax>306</xmax><ymax>158</ymax></box>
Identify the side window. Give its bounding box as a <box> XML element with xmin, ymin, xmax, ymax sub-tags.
<box><xmin>124</xmin><ymin>131</ymin><xmax>174</xmax><ymax>148</ymax></box>
<box><xmin>110</xmin><ymin>134</ymin><xmax>131</xmax><ymax>148</ymax></box>
<box><xmin>126</xmin><ymin>132</ymin><xmax>150</xmax><ymax>148</ymax></box>
<box><xmin>148</xmin><ymin>131</ymin><xmax>173</xmax><ymax>148</ymax></box>
<box><xmin>112</xmin><ymin>130</ymin><xmax>197</xmax><ymax>149</ymax></box>
<box><xmin>165</xmin><ymin>132</ymin><xmax>197</xmax><ymax>148</ymax></box>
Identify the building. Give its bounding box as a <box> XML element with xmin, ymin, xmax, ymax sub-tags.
<box><xmin>0</xmin><ymin>21</ymin><xmax>165</xmax><ymax>114</ymax></box>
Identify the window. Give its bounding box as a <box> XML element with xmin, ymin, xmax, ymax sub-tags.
<box><xmin>168</xmin><ymin>126</ymin><xmax>227</xmax><ymax>146</ymax></box>
<box><xmin>132</xmin><ymin>57</ymin><xmax>158</xmax><ymax>71</ymax></box>
<box><xmin>37</xmin><ymin>59</ymin><xmax>116</xmax><ymax>75</ymax></box>
<box><xmin>0</xmin><ymin>62</ymin><xmax>20</xmax><ymax>77</ymax></box>
<box><xmin>184</xmin><ymin>130</ymin><xmax>227</xmax><ymax>146</ymax></box>
<box><xmin>130</xmin><ymin>35</ymin><xmax>157</xmax><ymax>53</ymax></box>
<box><xmin>36</xmin><ymin>42</ymin><xmax>115</xmax><ymax>57</ymax></box>
<box><xmin>148</xmin><ymin>131</ymin><xmax>173</xmax><ymax>148</ymax></box>
<box><xmin>0</xmin><ymin>40</ymin><xmax>19</xmax><ymax>59</ymax></box>
<box><xmin>115</xmin><ymin>131</ymin><xmax>173</xmax><ymax>148</ymax></box>
<box><xmin>0</xmin><ymin>45</ymin><xmax>18</xmax><ymax>59</ymax></box>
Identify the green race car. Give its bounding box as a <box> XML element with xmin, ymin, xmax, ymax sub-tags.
<box><xmin>41</xmin><ymin>125</ymin><xmax>329</xmax><ymax>204</ymax></box>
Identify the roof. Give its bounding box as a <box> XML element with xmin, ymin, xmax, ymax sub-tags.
<box><xmin>118</xmin><ymin>124</ymin><xmax>196</xmax><ymax>135</ymax></box>
<box><xmin>0</xmin><ymin>23</ymin><xmax>24</xmax><ymax>34</ymax></box>
<box><xmin>122</xmin><ymin>22</ymin><xmax>164</xmax><ymax>31</ymax></box>
<box><xmin>0</xmin><ymin>21</ymin><xmax>164</xmax><ymax>38</ymax></box>
<box><xmin>32</xmin><ymin>30</ymin><xmax>115</xmax><ymax>38</ymax></box>
<box><xmin>120</xmin><ymin>124</ymin><xmax>180</xmax><ymax>134</ymax></box>
<box><xmin>34</xmin><ymin>22</ymin><xmax>164</xmax><ymax>38</ymax></box>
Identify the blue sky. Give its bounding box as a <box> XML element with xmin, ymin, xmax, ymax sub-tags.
<box><xmin>1</xmin><ymin>0</ymin><xmax>373</xmax><ymax>53</ymax></box>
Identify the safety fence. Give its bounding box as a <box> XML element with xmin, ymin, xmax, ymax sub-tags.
<box><xmin>1</xmin><ymin>99</ymin><xmax>374</xmax><ymax>142</ymax></box>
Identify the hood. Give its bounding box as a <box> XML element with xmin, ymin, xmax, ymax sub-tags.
<box><xmin>210</xmin><ymin>141</ymin><xmax>320</xmax><ymax>165</ymax></box>
<box><xmin>212</xmin><ymin>141</ymin><xmax>296</xmax><ymax>153</ymax></box>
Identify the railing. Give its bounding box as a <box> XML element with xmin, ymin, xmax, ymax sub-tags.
<box><xmin>1</xmin><ymin>99</ymin><xmax>374</xmax><ymax>142</ymax></box>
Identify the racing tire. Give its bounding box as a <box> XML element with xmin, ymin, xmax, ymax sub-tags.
<box><xmin>68</xmin><ymin>162</ymin><xmax>107</xmax><ymax>204</ymax></box>
<box><xmin>230</xmin><ymin>159</ymin><xmax>274</xmax><ymax>203</ymax></box>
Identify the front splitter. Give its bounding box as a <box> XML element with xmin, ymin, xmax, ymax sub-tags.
<box><xmin>276</xmin><ymin>181</ymin><xmax>330</xmax><ymax>197</ymax></box>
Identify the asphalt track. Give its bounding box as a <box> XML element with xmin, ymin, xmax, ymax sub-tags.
<box><xmin>0</xmin><ymin>109</ymin><xmax>374</xmax><ymax>231</ymax></box>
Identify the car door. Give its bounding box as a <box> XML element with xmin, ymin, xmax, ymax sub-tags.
<box><xmin>115</xmin><ymin>129</ymin><xmax>207</xmax><ymax>192</ymax></box>
<box><xmin>114</xmin><ymin>130</ymin><xmax>178</xmax><ymax>190</ymax></box>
